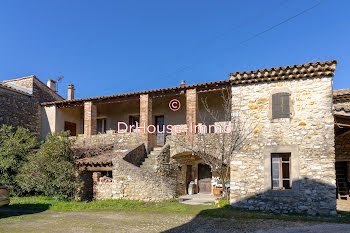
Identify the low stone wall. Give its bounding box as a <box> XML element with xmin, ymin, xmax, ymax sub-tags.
<box><xmin>110</xmin><ymin>158</ymin><xmax>176</xmax><ymax>201</ymax></box>
<box><xmin>74</xmin><ymin>133</ymin><xmax>140</xmax><ymax>149</ymax></box>
<box><xmin>94</xmin><ymin>179</ymin><xmax>113</xmax><ymax>200</ymax></box>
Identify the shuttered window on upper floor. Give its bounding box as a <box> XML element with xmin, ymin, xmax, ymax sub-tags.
<box><xmin>272</xmin><ymin>92</ymin><xmax>291</xmax><ymax>119</ymax></box>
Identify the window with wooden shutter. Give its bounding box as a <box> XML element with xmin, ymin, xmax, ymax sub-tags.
<box><xmin>272</xmin><ymin>92</ymin><xmax>291</xmax><ymax>119</ymax></box>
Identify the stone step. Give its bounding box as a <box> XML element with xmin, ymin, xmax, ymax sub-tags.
<box><xmin>141</xmin><ymin>161</ymin><xmax>157</xmax><ymax>166</ymax></box>
<box><xmin>140</xmin><ymin>166</ymin><xmax>157</xmax><ymax>171</ymax></box>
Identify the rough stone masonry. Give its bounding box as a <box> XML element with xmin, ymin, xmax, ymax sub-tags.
<box><xmin>229</xmin><ymin>74</ymin><xmax>336</xmax><ymax>215</ymax></box>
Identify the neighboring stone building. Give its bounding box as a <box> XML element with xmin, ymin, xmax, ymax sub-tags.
<box><xmin>40</xmin><ymin>59</ymin><xmax>350</xmax><ymax>215</ymax></box>
<box><xmin>0</xmin><ymin>76</ymin><xmax>64</xmax><ymax>137</ymax></box>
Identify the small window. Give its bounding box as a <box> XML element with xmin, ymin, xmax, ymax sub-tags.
<box><xmin>272</xmin><ymin>92</ymin><xmax>291</xmax><ymax>119</ymax></box>
<box><xmin>271</xmin><ymin>153</ymin><xmax>291</xmax><ymax>190</ymax></box>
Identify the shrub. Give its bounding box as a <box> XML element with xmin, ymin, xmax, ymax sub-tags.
<box><xmin>0</xmin><ymin>125</ymin><xmax>38</xmax><ymax>195</ymax></box>
<box><xmin>17</xmin><ymin>132</ymin><xmax>78</xmax><ymax>200</ymax></box>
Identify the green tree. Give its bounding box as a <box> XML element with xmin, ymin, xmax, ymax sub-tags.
<box><xmin>17</xmin><ymin>132</ymin><xmax>78</xmax><ymax>200</ymax></box>
<box><xmin>0</xmin><ymin>125</ymin><xmax>38</xmax><ymax>195</ymax></box>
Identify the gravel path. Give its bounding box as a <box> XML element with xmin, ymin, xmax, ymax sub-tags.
<box><xmin>0</xmin><ymin>210</ymin><xmax>349</xmax><ymax>233</ymax></box>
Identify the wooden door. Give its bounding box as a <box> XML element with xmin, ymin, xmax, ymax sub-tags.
<box><xmin>198</xmin><ymin>180</ymin><xmax>211</xmax><ymax>193</ymax></box>
<box><xmin>198</xmin><ymin>163</ymin><xmax>212</xmax><ymax>193</ymax></box>
<box><xmin>64</xmin><ymin>121</ymin><xmax>77</xmax><ymax>136</ymax></box>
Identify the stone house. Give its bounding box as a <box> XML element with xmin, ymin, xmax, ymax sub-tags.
<box><xmin>21</xmin><ymin>60</ymin><xmax>350</xmax><ymax>215</ymax></box>
<box><xmin>0</xmin><ymin>76</ymin><xmax>64</xmax><ymax>137</ymax></box>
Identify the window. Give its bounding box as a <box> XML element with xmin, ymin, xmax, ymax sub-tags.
<box><xmin>272</xmin><ymin>92</ymin><xmax>291</xmax><ymax>119</ymax></box>
<box><xmin>97</xmin><ymin>118</ymin><xmax>107</xmax><ymax>134</ymax></box>
<box><xmin>271</xmin><ymin>153</ymin><xmax>291</xmax><ymax>190</ymax></box>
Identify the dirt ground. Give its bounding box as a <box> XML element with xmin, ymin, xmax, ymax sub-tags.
<box><xmin>0</xmin><ymin>210</ymin><xmax>350</xmax><ymax>233</ymax></box>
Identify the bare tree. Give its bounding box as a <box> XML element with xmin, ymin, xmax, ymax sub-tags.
<box><xmin>168</xmin><ymin>86</ymin><xmax>258</xmax><ymax>200</ymax></box>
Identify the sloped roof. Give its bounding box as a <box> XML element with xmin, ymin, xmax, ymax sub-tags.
<box><xmin>0</xmin><ymin>82</ymin><xmax>31</xmax><ymax>95</ymax></box>
<box><xmin>41</xmin><ymin>60</ymin><xmax>337</xmax><ymax>107</ymax></box>
<box><xmin>229</xmin><ymin>60</ymin><xmax>337</xmax><ymax>83</ymax></box>
<box><xmin>334</xmin><ymin>88</ymin><xmax>350</xmax><ymax>103</ymax></box>
<box><xmin>3</xmin><ymin>75</ymin><xmax>64</xmax><ymax>100</ymax></box>
<box><xmin>334</xmin><ymin>88</ymin><xmax>350</xmax><ymax>96</ymax></box>
<box><xmin>75</xmin><ymin>151</ymin><xmax>123</xmax><ymax>166</ymax></box>
<box><xmin>334</xmin><ymin>104</ymin><xmax>350</xmax><ymax>112</ymax></box>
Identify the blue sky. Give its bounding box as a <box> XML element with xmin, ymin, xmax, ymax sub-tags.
<box><xmin>0</xmin><ymin>0</ymin><xmax>348</xmax><ymax>99</ymax></box>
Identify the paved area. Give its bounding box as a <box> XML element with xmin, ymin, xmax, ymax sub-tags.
<box><xmin>177</xmin><ymin>193</ymin><xmax>217</xmax><ymax>205</ymax></box>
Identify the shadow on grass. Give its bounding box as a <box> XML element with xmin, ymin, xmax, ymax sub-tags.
<box><xmin>0</xmin><ymin>203</ymin><xmax>51</xmax><ymax>219</ymax></box>
<box><xmin>164</xmin><ymin>178</ymin><xmax>350</xmax><ymax>232</ymax></box>
<box><xmin>163</xmin><ymin>205</ymin><xmax>350</xmax><ymax>233</ymax></box>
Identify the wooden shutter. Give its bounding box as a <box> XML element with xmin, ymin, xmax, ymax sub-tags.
<box><xmin>272</xmin><ymin>93</ymin><xmax>282</xmax><ymax>119</ymax></box>
<box><xmin>272</xmin><ymin>92</ymin><xmax>290</xmax><ymax>119</ymax></box>
<box><xmin>281</xmin><ymin>93</ymin><xmax>291</xmax><ymax>118</ymax></box>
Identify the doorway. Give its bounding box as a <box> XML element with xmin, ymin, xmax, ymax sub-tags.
<box><xmin>198</xmin><ymin>163</ymin><xmax>212</xmax><ymax>193</ymax></box>
<box><xmin>186</xmin><ymin>165</ymin><xmax>193</xmax><ymax>194</ymax></box>
<box><xmin>336</xmin><ymin>162</ymin><xmax>350</xmax><ymax>200</ymax></box>
<box><xmin>97</xmin><ymin>118</ymin><xmax>107</xmax><ymax>134</ymax></box>
<box><xmin>64</xmin><ymin>121</ymin><xmax>77</xmax><ymax>136</ymax></box>
<box><xmin>155</xmin><ymin>115</ymin><xmax>165</xmax><ymax>146</ymax></box>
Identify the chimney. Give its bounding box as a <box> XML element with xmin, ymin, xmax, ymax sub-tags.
<box><xmin>47</xmin><ymin>79</ymin><xmax>56</xmax><ymax>92</ymax></box>
<box><xmin>180</xmin><ymin>80</ymin><xmax>186</xmax><ymax>88</ymax></box>
<box><xmin>68</xmin><ymin>84</ymin><xmax>75</xmax><ymax>100</ymax></box>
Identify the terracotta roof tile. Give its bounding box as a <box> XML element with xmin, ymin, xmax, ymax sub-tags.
<box><xmin>334</xmin><ymin>88</ymin><xmax>350</xmax><ymax>103</ymax></box>
<box><xmin>229</xmin><ymin>60</ymin><xmax>337</xmax><ymax>83</ymax></box>
<box><xmin>334</xmin><ymin>88</ymin><xmax>350</xmax><ymax>96</ymax></box>
<box><xmin>334</xmin><ymin>104</ymin><xmax>350</xmax><ymax>113</ymax></box>
<box><xmin>75</xmin><ymin>151</ymin><xmax>123</xmax><ymax>166</ymax></box>
<box><xmin>41</xmin><ymin>60</ymin><xmax>337</xmax><ymax>107</ymax></box>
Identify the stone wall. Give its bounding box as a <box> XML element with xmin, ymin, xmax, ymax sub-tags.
<box><xmin>0</xmin><ymin>88</ymin><xmax>39</xmax><ymax>136</ymax></box>
<box><xmin>229</xmin><ymin>77</ymin><xmax>336</xmax><ymax>215</ymax></box>
<box><xmin>74</xmin><ymin>133</ymin><xmax>140</xmax><ymax>150</ymax></box>
<box><xmin>1</xmin><ymin>76</ymin><xmax>63</xmax><ymax>138</ymax></box>
<box><xmin>110</xmin><ymin>157</ymin><xmax>176</xmax><ymax>201</ymax></box>
<box><xmin>92</xmin><ymin>143</ymin><xmax>176</xmax><ymax>201</ymax></box>
<box><xmin>123</xmin><ymin>143</ymin><xmax>146</xmax><ymax>165</ymax></box>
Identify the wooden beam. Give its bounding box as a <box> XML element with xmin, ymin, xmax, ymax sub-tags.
<box><xmin>338</xmin><ymin>130</ymin><xmax>350</xmax><ymax>137</ymax></box>
<box><xmin>335</xmin><ymin>123</ymin><xmax>350</xmax><ymax>128</ymax></box>
<box><xmin>78</xmin><ymin>166</ymin><xmax>112</xmax><ymax>172</ymax></box>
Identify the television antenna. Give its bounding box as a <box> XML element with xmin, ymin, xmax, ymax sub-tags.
<box><xmin>56</xmin><ymin>76</ymin><xmax>64</xmax><ymax>93</ymax></box>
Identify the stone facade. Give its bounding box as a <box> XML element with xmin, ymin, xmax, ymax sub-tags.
<box><xmin>39</xmin><ymin>60</ymin><xmax>341</xmax><ymax>215</ymax></box>
<box><xmin>0</xmin><ymin>76</ymin><xmax>63</xmax><ymax>137</ymax></box>
<box><xmin>229</xmin><ymin>77</ymin><xmax>336</xmax><ymax>215</ymax></box>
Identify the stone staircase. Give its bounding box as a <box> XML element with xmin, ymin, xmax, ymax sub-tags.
<box><xmin>139</xmin><ymin>147</ymin><xmax>162</xmax><ymax>173</ymax></box>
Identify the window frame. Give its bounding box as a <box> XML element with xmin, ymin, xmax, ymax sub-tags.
<box><xmin>271</xmin><ymin>153</ymin><xmax>291</xmax><ymax>190</ymax></box>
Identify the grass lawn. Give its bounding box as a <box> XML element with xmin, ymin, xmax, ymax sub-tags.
<box><xmin>2</xmin><ymin>196</ymin><xmax>350</xmax><ymax>223</ymax></box>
